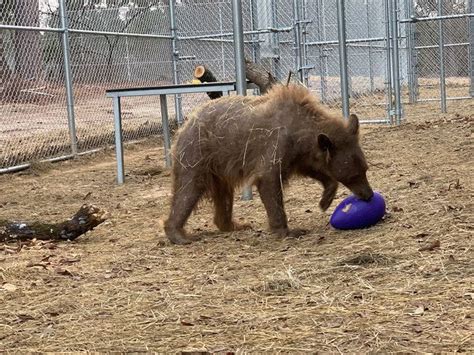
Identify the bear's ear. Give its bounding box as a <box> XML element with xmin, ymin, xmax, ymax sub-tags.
<box><xmin>318</xmin><ymin>134</ymin><xmax>333</xmax><ymax>152</ymax></box>
<box><xmin>349</xmin><ymin>113</ymin><xmax>359</xmax><ymax>135</ymax></box>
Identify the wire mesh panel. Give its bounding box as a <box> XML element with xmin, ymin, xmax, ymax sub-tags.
<box><xmin>303</xmin><ymin>0</ymin><xmax>396</xmax><ymax>121</ymax></box>
<box><xmin>411</xmin><ymin>0</ymin><xmax>471</xmax><ymax>101</ymax></box>
<box><xmin>1</xmin><ymin>1</ymin><xmax>176</xmax><ymax>170</ymax></box>
<box><xmin>69</xmin><ymin>33</ymin><xmax>175</xmax><ymax>152</ymax></box>
<box><xmin>172</xmin><ymin>0</ymin><xmax>297</xmax><ymax>120</ymax></box>
<box><xmin>1</xmin><ymin>3</ymin><xmax>71</xmax><ymax>170</ymax></box>
<box><xmin>271</xmin><ymin>0</ymin><xmax>297</xmax><ymax>80</ymax></box>
<box><xmin>176</xmin><ymin>0</ymin><xmax>238</xmax><ymax>71</ymax></box>
<box><xmin>175</xmin><ymin>1</ymin><xmax>237</xmax><ymax>117</ymax></box>
<box><xmin>66</xmin><ymin>3</ymin><xmax>175</xmax><ymax>153</ymax></box>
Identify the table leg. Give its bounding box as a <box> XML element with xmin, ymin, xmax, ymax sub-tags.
<box><xmin>113</xmin><ymin>96</ymin><xmax>125</xmax><ymax>184</ymax></box>
<box><xmin>160</xmin><ymin>94</ymin><xmax>172</xmax><ymax>167</ymax></box>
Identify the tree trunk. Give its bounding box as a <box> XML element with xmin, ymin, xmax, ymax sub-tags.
<box><xmin>0</xmin><ymin>31</ymin><xmax>11</xmax><ymax>101</ymax></box>
<box><xmin>244</xmin><ymin>58</ymin><xmax>278</xmax><ymax>94</ymax></box>
<box><xmin>15</xmin><ymin>0</ymin><xmax>42</xmax><ymax>80</ymax></box>
<box><xmin>6</xmin><ymin>0</ymin><xmax>43</xmax><ymax>102</ymax></box>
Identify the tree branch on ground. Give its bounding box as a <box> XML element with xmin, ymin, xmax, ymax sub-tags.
<box><xmin>1</xmin><ymin>204</ymin><xmax>108</xmax><ymax>243</ymax></box>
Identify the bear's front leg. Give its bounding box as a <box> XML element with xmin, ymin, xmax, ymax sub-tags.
<box><xmin>319</xmin><ymin>176</ymin><xmax>338</xmax><ymax>211</ymax></box>
<box><xmin>308</xmin><ymin>170</ymin><xmax>339</xmax><ymax>211</ymax></box>
<box><xmin>256</xmin><ymin>174</ymin><xmax>307</xmax><ymax>238</ymax></box>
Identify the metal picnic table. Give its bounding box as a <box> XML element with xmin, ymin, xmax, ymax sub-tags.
<box><xmin>105</xmin><ymin>81</ymin><xmax>240</xmax><ymax>185</ymax></box>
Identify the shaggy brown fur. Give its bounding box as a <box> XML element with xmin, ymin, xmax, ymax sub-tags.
<box><xmin>164</xmin><ymin>84</ymin><xmax>373</xmax><ymax>245</ymax></box>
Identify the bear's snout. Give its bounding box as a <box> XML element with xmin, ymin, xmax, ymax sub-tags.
<box><xmin>356</xmin><ymin>187</ymin><xmax>374</xmax><ymax>201</ymax></box>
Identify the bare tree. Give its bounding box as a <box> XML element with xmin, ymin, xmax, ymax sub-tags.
<box><xmin>414</xmin><ymin>0</ymin><xmax>467</xmax><ymax>16</ymax></box>
<box><xmin>1</xmin><ymin>0</ymin><xmax>14</xmax><ymax>100</ymax></box>
<box><xmin>14</xmin><ymin>0</ymin><xmax>43</xmax><ymax>81</ymax></box>
<box><xmin>44</xmin><ymin>0</ymin><xmax>165</xmax><ymax>82</ymax></box>
<box><xmin>1</xmin><ymin>0</ymin><xmax>44</xmax><ymax>101</ymax></box>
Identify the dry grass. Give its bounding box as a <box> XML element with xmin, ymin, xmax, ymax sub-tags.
<box><xmin>0</xmin><ymin>97</ymin><xmax>473</xmax><ymax>352</ymax></box>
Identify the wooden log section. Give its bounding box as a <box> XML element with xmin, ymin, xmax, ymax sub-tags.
<box><xmin>0</xmin><ymin>204</ymin><xmax>108</xmax><ymax>243</ymax></box>
<box><xmin>193</xmin><ymin>65</ymin><xmax>224</xmax><ymax>100</ymax></box>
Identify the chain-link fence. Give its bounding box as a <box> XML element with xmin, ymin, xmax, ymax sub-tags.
<box><xmin>1</xmin><ymin>0</ymin><xmax>473</xmax><ymax>171</ymax></box>
<box><xmin>406</xmin><ymin>0</ymin><xmax>472</xmax><ymax>107</ymax></box>
<box><xmin>1</xmin><ymin>0</ymin><xmax>175</xmax><ymax>171</ymax></box>
<box><xmin>302</xmin><ymin>0</ymin><xmax>397</xmax><ymax>122</ymax></box>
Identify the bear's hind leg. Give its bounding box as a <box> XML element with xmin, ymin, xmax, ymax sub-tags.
<box><xmin>211</xmin><ymin>177</ymin><xmax>250</xmax><ymax>232</ymax></box>
<box><xmin>164</xmin><ymin>174</ymin><xmax>205</xmax><ymax>245</ymax></box>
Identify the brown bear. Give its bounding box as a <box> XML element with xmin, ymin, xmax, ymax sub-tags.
<box><xmin>164</xmin><ymin>84</ymin><xmax>373</xmax><ymax>245</ymax></box>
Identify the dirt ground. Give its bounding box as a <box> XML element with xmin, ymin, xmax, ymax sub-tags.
<box><xmin>0</xmin><ymin>98</ymin><xmax>473</xmax><ymax>352</ymax></box>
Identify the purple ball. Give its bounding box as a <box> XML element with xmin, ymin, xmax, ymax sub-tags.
<box><xmin>330</xmin><ymin>192</ymin><xmax>386</xmax><ymax>230</ymax></box>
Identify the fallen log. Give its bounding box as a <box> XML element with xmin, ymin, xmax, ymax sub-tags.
<box><xmin>0</xmin><ymin>204</ymin><xmax>108</xmax><ymax>243</ymax></box>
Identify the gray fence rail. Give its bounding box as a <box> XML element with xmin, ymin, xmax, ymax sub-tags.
<box><xmin>1</xmin><ymin>0</ymin><xmax>473</xmax><ymax>171</ymax></box>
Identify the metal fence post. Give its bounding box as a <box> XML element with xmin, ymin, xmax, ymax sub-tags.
<box><xmin>438</xmin><ymin>0</ymin><xmax>447</xmax><ymax>113</ymax></box>
<box><xmin>271</xmin><ymin>0</ymin><xmax>282</xmax><ymax>80</ymax></box>
<box><xmin>384</xmin><ymin>0</ymin><xmax>393</xmax><ymax>122</ymax></box>
<box><xmin>390</xmin><ymin>0</ymin><xmax>403</xmax><ymax>125</ymax></box>
<box><xmin>316</xmin><ymin>0</ymin><xmax>328</xmax><ymax>103</ymax></box>
<box><xmin>231</xmin><ymin>0</ymin><xmax>252</xmax><ymax>201</ymax></box>
<box><xmin>405</xmin><ymin>0</ymin><xmax>417</xmax><ymax>103</ymax></box>
<box><xmin>470</xmin><ymin>0</ymin><xmax>474</xmax><ymax>97</ymax></box>
<box><xmin>169</xmin><ymin>0</ymin><xmax>184</xmax><ymax>125</ymax></box>
<box><xmin>366</xmin><ymin>1</ymin><xmax>374</xmax><ymax>92</ymax></box>
<box><xmin>219</xmin><ymin>5</ymin><xmax>226</xmax><ymax>78</ymax></box>
<box><xmin>293</xmin><ymin>0</ymin><xmax>304</xmax><ymax>82</ymax></box>
<box><xmin>250</xmin><ymin>0</ymin><xmax>261</xmax><ymax>64</ymax></box>
<box><xmin>59</xmin><ymin>0</ymin><xmax>77</xmax><ymax>155</ymax></box>
<box><xmin>301</xmin><ymin>0</ymin><xmax>310</xmax><ymax>86</ymax></box>
<box><xmin>336</xmin><ymin>0</ymin><xmax>350</xmax><ymax>119</ymax></box>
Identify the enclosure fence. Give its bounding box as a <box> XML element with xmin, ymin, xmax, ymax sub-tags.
<box><xmin>1</xmin><ymin>0</ymin><xmax>473</xmax><ymax>172</ymax></box>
